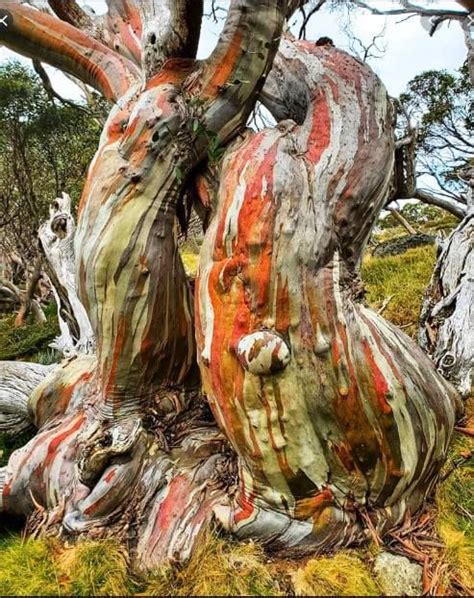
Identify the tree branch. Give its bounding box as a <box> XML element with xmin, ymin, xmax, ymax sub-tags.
<box><xmin>414</xmin><ymin>188</ymin><xmax>467</xmax><ymax>219</ymax></box>
<box><xmin>47</xmin><ymin>0</ymin><xmax>94</xmax><ymax>31</ymax></box>
<box><xmin>199</xmin><ymin>0</ymin><xmax>287</xmax><ymax>143</ymax></box>
<box><xmin>0</xmin><ymin>362</ymin><xmax>57</xmax><ymax>437</ymax></box>
<box><xmin>352</xmin><ymin>0</ymin><xmax>468</xmax><ymax>19</ymax></box>
<box><xmin>0</xmin><ymin>2</ymin><xmax>140</xmax><ymax>101</ymax></box>
<box><xmin>141</xmin><ymin>0</ymin><xmax>204</xmax><ymax>79</ymax></box>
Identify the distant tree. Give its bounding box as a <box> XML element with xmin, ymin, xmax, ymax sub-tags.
<box><xmin>0</xmin><ymin>61</ymin><xmax>102</xmax><ymax>323</ymax></box>
<box><xmin>396</xmin><ymin>63</ymin><xmax>472</xmax><ymax>219</ymax></box>
<box><xmin>0</xmin><ymin>61</ymin><xmax>102</xmax><ymax>269</ymax></box>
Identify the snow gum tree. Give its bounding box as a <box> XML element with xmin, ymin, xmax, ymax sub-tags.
<box><xmin>0</xmin><ymin>0</ymin><xmax>462</xmax><ymax>567</ymax></box>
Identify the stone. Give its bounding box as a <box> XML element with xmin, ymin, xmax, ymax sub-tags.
<box><xmin>374</xmin><ymin>551</ymin><xmax>423</xmax><ymax>597</ymax></box>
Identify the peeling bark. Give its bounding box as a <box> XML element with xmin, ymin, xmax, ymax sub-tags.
<box><xmin>0</xmin><ymin>6</ymin><xmax>463</xmax><ymax>567</ymax></box>
<box><xmin>196</xmin><ymin>39</ymin><xmax>460</xmax><ymax>554</ymax></box>
<box><xmin>420</xmin><ymin>211</ymin><xmax>473</xmax><ymax>397</ymax></box>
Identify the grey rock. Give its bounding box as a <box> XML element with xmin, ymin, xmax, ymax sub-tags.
<box><xmin>374</xmin><ymin>551</ymin><xmax>423</xmax><ymax>596</ymax></box>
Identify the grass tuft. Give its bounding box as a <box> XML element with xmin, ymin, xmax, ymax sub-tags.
<box><xmin>180</xmin><ymin>251</ymin><xmax>200</xmax><ymax>277</ymax></box>
<box><xmin>0</xmin><ymin>536</ymin><xmax>63</xmax><ymax>596</ymax></box>
<box><xmin>144</xmin><ymin>532</ymin><xmax>281</xmax><ymax>596</ymax></box>
<box><xmin>434</xmin><ymin>407</ymin><xmax>474</xmax><ymax>594</ymax></box>
<box><xmin>58</xmin><ymin>539</ymin><xmax>133</xmax><ymax>596</ymax></box>
<box><xmin>291</xmin><ymin>551</ymin><xmax>380</xmax><ymax>596</ymax></box>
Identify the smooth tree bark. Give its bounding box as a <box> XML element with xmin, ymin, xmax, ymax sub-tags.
<box><xmin>0</xmin><ymin>1</ymin><xmax>463</xmax><ymax>566</ymax></box>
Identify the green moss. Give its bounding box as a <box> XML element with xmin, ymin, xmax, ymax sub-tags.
<box><xmin>362</xmin><ymin>245</ymin><xmax>436</xmax><ymax>338</ymax></box>
<box><xmin>291</xmin><ymin>551</ymin><xmax>380</xmax><ymax>596</ymax></box>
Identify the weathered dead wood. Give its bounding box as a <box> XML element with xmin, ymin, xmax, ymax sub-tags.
<box><xmin>0</xmin><ymin>361</ymin><xmax>56</xmax><ymax>436</ymax></box>
<box><xmin>420</xmin><ymin>211</ymin><xmax>473</xmax><ymax>397</ymax></box>
<box><xmin>38</xmin><ymin>193</ymin><xmax>94</xmax><ymax>356</ymax></box>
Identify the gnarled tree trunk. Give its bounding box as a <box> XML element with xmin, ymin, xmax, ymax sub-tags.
<box><xmin>0</xmin><ymin>1</ymin><xmax>462</xmax><ymax>568</ymax></box>
<box><xmin>196</xmin><ymin>38</ymin><xmax>460</xmax><ymax>552</ymax></box>
<box><xmin>39</xmin><ymin>193</ymin><xmax>95</xmax><ymax>356</ymax></box>
<box><xmin>420</xmin><ymin>210</ymin><xmax>473</xmax><ymax>398</ymax></box>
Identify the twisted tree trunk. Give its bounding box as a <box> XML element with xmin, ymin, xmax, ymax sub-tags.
<box><xmin>0</xmin><ymin>1</ymin><xmax>463</xmax><ymax>568</ymax></box>
<box><xmin>196</xmin><ymin>38</ymin><xmax>461</xmax><ymax>552</ymax></box>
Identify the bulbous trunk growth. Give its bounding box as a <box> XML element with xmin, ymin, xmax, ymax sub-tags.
<box><xmin>0</xmin><ymin>2</ymin><xmax>462</xmax><ymax>568</ymax></box>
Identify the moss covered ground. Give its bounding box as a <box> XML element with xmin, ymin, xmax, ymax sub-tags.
<box><xmin>0</xmin><ymin>245</ymin><xmax>471</xmax><ymax>595</ymax></box>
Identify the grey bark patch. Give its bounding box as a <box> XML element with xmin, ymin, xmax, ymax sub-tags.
<box><xmin>374</xmin><ymin>551</ymin><xmax>423</xmax><ymax>596</ymax></box>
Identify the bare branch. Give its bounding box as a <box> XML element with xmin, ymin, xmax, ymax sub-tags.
<box><xmin>415</xmin><ymin>188</ymin><xmax>467</xmax><ymax>219</ymax></box>
<box><xmin>351</xmin><ymin>0</ymin><xmax>469</xmax><ymax>19</ymax></box>
<box><xmin>298</xmin><ymin>0</ymin><xmax>327</xmax><ymax>40</ymax></box>
<box><xmin>32</xmin><ymin>59</ymin><xmax>90</xmax><ymax>113</ymax></box>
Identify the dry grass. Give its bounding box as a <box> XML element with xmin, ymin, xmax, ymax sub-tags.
<box><xmin>362</xmin><ymin>245</ymin><xmax>436</xmax><ymax>338</ymax></box>
<box><xmin>0</xmin><ymin>537</ymin><xmax>134</xmax><ymax>596</ymax></box>
<box><xmin>144</xmin><ymin>532</ymin><xmax>281</xmax><ymax>596</ymax></box>
<box><xmin>434</xmin><ymin>402</ymin><xmax>474</xmax><ymax>594</ymax></box>
<box><xmin>291</xmin><ymin>551</ymin><xmax>380</xmax><ymax>596</ymax></box>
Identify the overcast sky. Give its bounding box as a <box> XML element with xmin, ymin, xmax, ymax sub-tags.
<box><xmin>0</xmin><ymin>1</ymin><xmax>468</xmax><ymax>100</ymax></box>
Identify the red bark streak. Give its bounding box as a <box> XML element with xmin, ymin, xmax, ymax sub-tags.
<box><xmin>234</xmin><ymin>486</ymin><xmax>256</xmax><ymax>524</ymax></box>
<box><xmin>104</xmin><ymin>468</ymin><xmax>117</xmax><ymax>484</ymax></box>
<box><xmin>362</xmin><ymin>340</ymin><xmax>392</xmax><ymax>415</ymax></box>
<box><xmin>44</xmin><ymin>414</ymin><xmax>84</xmax><ymax>469</ymax></box>
<box><xmin>305</xmin><ymin>88</ymin><xmax>331</xmax><ymax>163</ymax></box>
<box><xmin>202</xmin><ymin>28</ymin><xmax>244</xmax><ymax>97</ymax></box>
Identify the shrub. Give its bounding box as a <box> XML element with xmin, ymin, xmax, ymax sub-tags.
<box><xmin>0</xmin><ymin>311</ymin><xmax>59</xmax><ymax>361</ymax></box>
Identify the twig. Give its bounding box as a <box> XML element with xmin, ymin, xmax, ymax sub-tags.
<box><xmin>377</xmin><ymin>294</ymin><xmax>394</xmax><ymax>314</ymax></box>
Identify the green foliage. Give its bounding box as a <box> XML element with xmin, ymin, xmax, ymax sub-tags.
<box><xmin>0</xmin><ymin>61</ymin><xmax>102</xmax><ymax>262</ymax></box>
<box><xmin>398</xmin><ymin>62</ymin><xmax>472</xmax><ymax>197</ymax></box>
<box><xmin>0</xmin><ymin>313</ymin><xmax>59</xmax><ymax>361</ymax></box>
<box><xmin>362</xmin><ymin>245</ymin><xmax>436</xmax><ymax>338</ymax></box>
<box><xmin>379</xmin><ymin>203</ymin><xmax>458</xmax><ymax>232</ymax></box>
<box><xmin>0</xmin><ymin>429</ymin><xmax>33</xmax><ymax>467</ymax></box>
